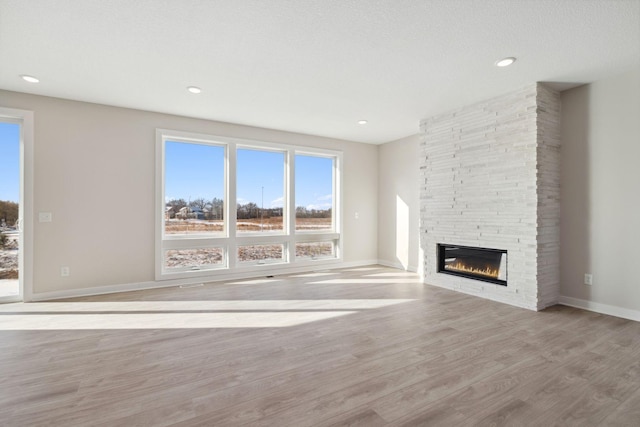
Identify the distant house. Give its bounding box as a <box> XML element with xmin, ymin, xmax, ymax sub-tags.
<box><xmin>165</xmin><ymin>206</ymin><xmax>175</xmax><ymax>220</ymax></box>
<box><xmin>176</xmin><ymin>206</ymin><xmax>190</xmax><ymax>219</ymax></box>
<box><xmin>176</xmin><ymin>206</ymin><xmax>204</xmax><ymax>220</ymax></box>
<box><xmin>190</xmin><ymin>207</ymin><xmax>205</xmax><ymax>220</ymax></box>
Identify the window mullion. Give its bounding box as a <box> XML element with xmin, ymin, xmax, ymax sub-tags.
<box><xmin>335</xmin><ymin>154</ymin><xmax>343</xmax><ymax>258</ymax></box>
<box><xmin>227</xmin><ymin>142</ymin><xmax>237</xmax><ymax>269</ymax></box>
<box><xmin>155</xmin><ymin>132</ymin><xmax>165</xmax><ymax>280</ymax></box>
<box><xmin>287</xmin><ymin>151</ymin><xmax>296</xmax><ymax>263</ymax></box>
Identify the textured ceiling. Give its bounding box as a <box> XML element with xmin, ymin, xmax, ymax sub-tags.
<box><xmin>1</xmin><ymin>0</ymin><xmax>639</xmax><ymax>144</ymax></box>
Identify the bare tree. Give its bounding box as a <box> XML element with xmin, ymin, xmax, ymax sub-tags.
<box><xmin>166</xmin><ymin>198</ymin><xmax>187</xmax><ymax>211</ymax></box>
<box><xmin>210</xmin><ymin>197</ymin><xmax>224</xmax><ymax>219</ymax></box>
<box><xmin>0</xmin><ymin>200</ymin><xmax>19</xmax><ymax>226</ymax></box>
<box><xmin>189</xmin><ymin>198</ymin><xmax>207</xmax><ymax>210</ymax></box>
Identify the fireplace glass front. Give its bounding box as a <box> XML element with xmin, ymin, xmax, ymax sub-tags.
<box><xmin>437</xmin><ymin>244</ymin><xmax>507</xmax><ymax>286</ymax></box>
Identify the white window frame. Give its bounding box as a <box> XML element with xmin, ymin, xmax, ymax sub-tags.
<box><xmin>162</xmin><ymin>137</ymin><xmax>228</xmax><ymax>240</ymax></box>
<box><xmin>0</xmin><ymin>108</ymin><xmax>34</xmax><ymax>302</ymax></box>
<box><xmin>156</xmin><ymin>129</ymin><xmax>342</xmax><ymax>280</ymax></box>
<box><xmin>235</xmin><ymin>144</ymin><xmax>288</xmax><ymax>237</ymax></box>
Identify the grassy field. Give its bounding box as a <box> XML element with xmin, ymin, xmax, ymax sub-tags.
<box><xmin>165</xmin><ymin>217</ymin><xmax>332</xmax><ymax>234</ymax></box>
<box><xmin>164</xmin><ymin>219</ymin><xmax>335</xmax><ymax>268</ymax></box>
<box><xmin>0</xmin><ymin>268</ymin><xmax>18</xmax><ymax>280</ymax></box>
<box><xmin>0</xmin><ymin>235</ymin><xmax>18</xmax><ymax>280</ymax></box>
<box><xmin>165</xmin><ymin>241</ymin><xmax>335</xmax><ymax>269</ymax></box>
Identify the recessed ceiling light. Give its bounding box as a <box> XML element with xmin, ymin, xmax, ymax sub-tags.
<box><xmin>187</xmin><ymin>86</ymin><xmax>202</xmax><ymax>94</ymax></box>
<box><xmin>20</xmin><ymin>75</ymin><xmax>39</xmax><ymax>83</ymax></box>
<box><xmin>357</xmin><ymin>120</ymin><xmax>368</xmax><ymax>125</ymax></box>
<box><xmin>495</xmin><ymin>57</ymin><xmax>516</xmax><ymax>67</ymax></box>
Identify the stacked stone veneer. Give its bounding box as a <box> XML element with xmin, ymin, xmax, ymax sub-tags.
<box><xmin>420</xmin><ymin>84</ymin><xmax>560</xmax><ymax>310</ymax></box>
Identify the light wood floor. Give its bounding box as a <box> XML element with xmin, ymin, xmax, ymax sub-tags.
<box><xmin>1</xmin><ymin>265</ymin><xmax>639</xmax><ymax>426</ymax></box>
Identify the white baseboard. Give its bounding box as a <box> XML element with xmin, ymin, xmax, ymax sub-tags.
<box><xmin>377</xmin><ymin>259</ymin><xmax>405</xmax><ymax>270</ymax></box>
<box><xmin>558</xmin><ymin>296</ymin><xmax>640</xmax><ymax>322</ymax></box>
<box><xmin>30</xmin><ymin>279</ymin><xmax>176</xmax><ymax>302</ymax></box>
<box><xmin>377</xmin><ymin>259</ymin><xmax>418</xmax><ymax>272</ymax></box>
<box><xmin>29</xmin><ymin>259</ymin><xmax>382</xmax><ymax>302</ymax></box>
<box><xmin>337</xmin><ymin>260</ymin><xmax>381</xmax><ymax>269</ymax></box>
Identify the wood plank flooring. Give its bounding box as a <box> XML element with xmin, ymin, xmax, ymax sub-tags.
<box><xmin>0</xmin><ymin>265</ymin><xmax>638</xmax><ymax>426</ymax></box>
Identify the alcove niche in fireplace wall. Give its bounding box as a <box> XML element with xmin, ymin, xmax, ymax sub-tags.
<box><xmin>420</xmin><ymin>83</ymin><xmax>560</xmax><ymax>311</ymax></box>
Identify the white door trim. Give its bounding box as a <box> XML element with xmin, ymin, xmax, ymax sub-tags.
<box><xmin>0</xmin><ymin>107</ymin><xmax>34</xmax><ymax>302</ymax></box>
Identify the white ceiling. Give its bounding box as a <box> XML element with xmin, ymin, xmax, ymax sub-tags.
<box><xmin>1</xmin><ymin>0</ymin><xmax>639</xmax><ymax>144</ymax></box>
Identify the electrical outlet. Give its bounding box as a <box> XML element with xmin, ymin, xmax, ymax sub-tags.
<box><xmin>584</xmin><ymin>273</ymin><xmax>593</xmax><ymax>286</ymax></box>
<box><xmin>354</xmin><ymin>212</ymin><xmax>359</xmax><ymax>220</ymax></box>
<box><xmin>60</xmin><ymin>266</ymin><xmax>70</xmax><ymax>277</ymax></box>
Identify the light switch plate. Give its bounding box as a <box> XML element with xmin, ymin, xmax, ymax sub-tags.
<box><xmin>39</xmin><ymin>212</ymin><xmax>52</xmax><ymax>223</ymax></box>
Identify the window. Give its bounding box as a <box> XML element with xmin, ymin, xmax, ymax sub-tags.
<box><xmin>165</xmin><ymin>248</ymin><xmax>224</xmax><ymax>271</ymax></box>
<box><xmin>156</xmin><ymin>130</ymin><xmax>341</xmax><ymax>280</ymax></box>
<box><xmin>237</xmin><ymin>244</ymin><xmax>285</xmax><ymax>264</ymax></box>
<box><xmin>295</xmin><ymin>154</ymin><xmax>334</xmax><ymax>232</ymax></box>
<box><xmin>236</xmin><ymin>148</ymin><xmax>285</xmax><ymax>233</ymax></box>
<box><xmin>295</xmin><ymin>241</ymin><xmax>335</xmax><ymax>260</ymax></box>
<box><xmin>164</xmin><ymin>141</ymin><xmax>225</xmax><ymax>236</ymax></box>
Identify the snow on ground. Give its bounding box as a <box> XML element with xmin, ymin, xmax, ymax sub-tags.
<box><xmin>0</xmin><ymin>238</ymin><xmax>19</xmax><ymax>297</ymax></box>
<box><xmin>0</xmin><ymin>231</ymin><xmax>19</xmax><ymax>289</ymax></box>
<box><xmin>0</xmin><ymin>279</ymin><xmax>18</xmax><ymax>297</ymax></box>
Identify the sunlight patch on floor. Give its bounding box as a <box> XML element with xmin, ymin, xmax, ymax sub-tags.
<box><xmin>288</xmin><ymin>272</ymin><xmax>338</xmax><ymax>278</ymax></box>
<box><xmin>0</xmin><ymin>299</ymin><xmax>415</xmax><ymax>312</ymax></box>
<box><xmin>0</xmin><ymin>299</ymin><xmax>415</xmax><ymax>330</ymax></box>
<box><xmin>308</xmin><ymin>278</ymin><xmax>422</xmax><ymax>285</ymax></box>
<box><xmin>225</xmin><ymin>278</ymin><xmax>280</xmax><ymax>285</ymax></box>
<box><xmin>365</xmin><ymin>272</ymin><xmax>419</xmax><ymax>277</ymax></box>
<box><xmin>0</xmin><ymin>311</ymin><xmax>358</xmax><ymax>330</ymax></box>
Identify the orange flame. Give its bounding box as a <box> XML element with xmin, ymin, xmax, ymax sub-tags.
<box><xmin>445</xmin><ymin>262</ymin><xmax>499</xmax><ymax>279</ymax></box>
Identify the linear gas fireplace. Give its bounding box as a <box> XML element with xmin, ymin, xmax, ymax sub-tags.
<box><xmin>437</xmin><ymin>244</ymin><xmax>507</xmax><ymax>286</ymax></box>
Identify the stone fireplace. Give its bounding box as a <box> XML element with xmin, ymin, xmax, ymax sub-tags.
<box><xmin>420</xmin><ymin>84</ymin><xmax>560</xmax><ymax>311</ymax></box>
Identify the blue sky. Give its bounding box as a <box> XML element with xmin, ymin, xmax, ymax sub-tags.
<box><xmin>295</xmin><ymin>154</ymin><xmax>333</xmax><ymax>210</ymax></box>
<box><xmin>237</xmin><ymin>148</ymin><xmax>284</xmax><ymax>208</ymax></box>
<box><xmin>165</xmin><ymin>141</ymin><xmax>333</xmax><ymax>209</ymax></box>
<box><xmin>0</xmin><ymin>122</ymin><xmax>20</xmax><ymax>203</ymax></box>
<box><xmin>165</xmin><ymin>141</ymin><xmax>224</xmax><ymax>203</ymax></box>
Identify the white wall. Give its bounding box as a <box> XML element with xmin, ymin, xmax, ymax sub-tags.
<box><xmin>560</xmin><ymin>67</ymin><xmax>640</xmax><ymax>317</ymax></box>
<box><xmin>0</xmin><ymin>90</ymin><xmax>378</xmax><ymax>297</ymax></box>
<box><xmin>377</xmin><ymin>134</ymin><xmax>421</xmax><ymax>273</ymax></box>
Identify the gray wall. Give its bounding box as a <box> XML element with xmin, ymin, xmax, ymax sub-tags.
<box><xmin>377</xmin><ymin>134</ymin><xmax>421</xmax><ymax>273</ymax></box>
<box><xmin>0</xmin><ymin>90</ymin><xmax>379</xmax><ymax>296</ymax></box>
<box><xmin>560</xmin><ymin>67</ymin><xmax>640</xmax><ymax>313</ymax></box>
